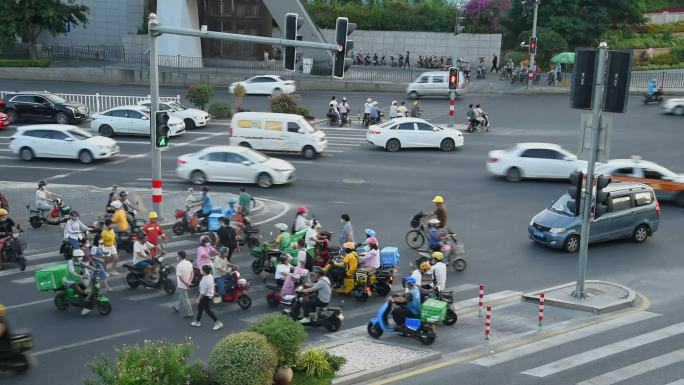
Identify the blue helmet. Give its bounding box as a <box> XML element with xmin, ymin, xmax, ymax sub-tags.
<box><xmin>365</xmin><ymin>228</ymin><xmax>376</xmax><ymax>237</ymax></box>
<box><xmin>405</xmin><ymin>276</ymin><xmax>416</xmax><ymax>286</ymax></box>
<box><xmin>228</xmin><ymin>197</ymin><xmax>237</xmax><ymax>205</ymax></box>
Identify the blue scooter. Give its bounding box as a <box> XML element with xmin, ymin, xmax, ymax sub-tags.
<box><xmin>367</xmin><ymin>299</ymin><xmax>437</xmax><ymax>345</ymax></box>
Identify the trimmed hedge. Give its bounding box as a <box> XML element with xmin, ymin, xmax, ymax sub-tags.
<box><xmin>207</xmin><ymin>100</ymin><xmax>231</xmax><ymax>119</ymax></box>
<box><xmin>0</xmin><ymin>59</ymin><xmax>49</xmax><ymax>67</ymax></box>
<box><xmin>247</xmin><ymin>314</ymin><xmax>307</xmax><ymax>368</ymax></box>
<box><xmin>208</xmin><ymin>332</ymin><xmax>278</xmax><ymax>385</ymax></box>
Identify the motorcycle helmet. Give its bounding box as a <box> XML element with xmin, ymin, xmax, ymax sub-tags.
<box><xmin>428</xmin><ymin>218</ymin><xmax>441</xmax><ymax>227</ymax></box>
<box><xmin>366</xmin><ymin>98</ymin><xmax>372</xmax><ymax>103</ymax></box>
<box><xmin>228</xmin><ymin>197</ymin><xmax>237</xmax><ymax>205</ymax></box>
<box><xmin>0</xmin><ymin>208</ymin><xmax>7</xmax><ymax>217</ymax></box>
<box><xmin>343</xmin><ymin>242</ymin><xmax>356</xmax><ymax>251</ymax></box>
<box><xmin>199</xmin><ymin>235</ymin><xmax>211</xmax><ymax>245</ymax></box>
<box><xmin>38</xmin><ymin>180</ymin><xmax>47</xmax><ymax>188</ymax></box>
<box><xmin>110</xmin><ymin>200</ymin><xmax>123</xmax><ymax>209</ymax></box>
<box><xmin>219</xmin><ymin>246</ymin><xmax>229</xmax><ymax>254</ymax></box>
<box><xmin>53</xmin><ymin>197</ymin><xmax>63</xmax><ymax>207</ymax></box>
<box><xmin>364</xmin><ymin>228</ymin><xmax>376</xmax><ymax>237</ymax></box>
<box><xmin>297</xmin><ymin>206</ymin><xmax>308</xmax><ymax>214</ymax></box>
<box><xmin>432</xmin><ymin>251</ymin><xmax>444</xmax><ymax>261</ymax></box>
<box><xmin>274</xmin><ymin>223</ymin><xmax>288</xmax><ymax>232</ymax></box>
<box><xmin>342</xmin><ymin>97</ymin><xmax>347</xmax><ymax>102</ymax></box>
<box><xmin>404</xmin><ymin>276</ymin><xmax>417</xmax><ymax>286</ymax></box>
<box><xmin>148</xmin><ymin>211</ymin><xmax>158</xmax><ymax>219</ymax></box>
<box><xmin>70</xmin><ymin>211</ymin><xmax>80</xmax><ymax>218</ymax></box>
<box><xmin>187</xmin><ymin>188</ymin><xmax>194</xmax><ymax>194</ymax></box>
<box><xmin>367</xmin><ymin>237</ymin><xmax>378</xmax><ymax>246</ymax></box>
<box><xmin>432</xmin><ymin>195</ymin><xmax>444</xmax><ymax>203</ymax></box>
<box><xmin>72</xmin><ymin>249</ymin><xmax>85</xmax><ymax>258</ymax></box>
<box><xmin>119</xmin><ymin>190</ymin><xmax>129</xmax><ymax>198</ymax></box>
<box><xmin>419</xmin><ymin>261</ymin><xmax>432</xmax><ymax>273</ymax></box>
<box><xmin>237</xmin><ymin>278</ymin><xmax>247</xmax><ymax>287</ymax></box>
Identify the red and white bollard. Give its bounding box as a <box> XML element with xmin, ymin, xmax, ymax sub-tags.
<box><xmin>152</xmin><ymin>179</ymin><xmax>163</xmax><ymax>204</ymax></box>
<box><xmin>449</xmin><ymin>97</ymin><xmax>455</xmax><ymax>117</ymax></box>
<box><xmin>485</xmin><ymin>306</ymin><xmax>492</xmax><ymax>340</ymax></box>
<box><xmin>478</xmin><ymin>284</ymin><xmax>485</xmax><ymax>317</ymax></box>
<box><xmin>538</xmin><ymin>293</ymin><xmax>545</xmax><ymax>326</ymax></box>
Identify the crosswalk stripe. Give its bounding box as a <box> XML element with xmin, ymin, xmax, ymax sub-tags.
<box><xmin>665</xmin><ymin>379</ymin><xmax>684</xmax><ymax>385</ymax></box>
<box><xmin>5</xmin><ymin>298</ymin><xmax>53</xmax><ymax>310</ymax></box>
<box><xmin>521</xmin><ymin>321</ymin><xmax>684</xmax><ymax>378</ymax></box>
<box><xmin>576</xmin><ymin>348</ymin><xmax>684</xmax><ymax>385</ymax></box>
<box><xmin>471</xmin><ymin>311</ymin><xmax>660</xmax><ymax>367</ymax></box>
<box><xmin>0</xmin><ymin>260</ymin><xmax>61</xmax><ymax>277</ymax></box>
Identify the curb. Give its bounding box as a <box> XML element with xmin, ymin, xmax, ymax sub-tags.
<box><xmin>324</xmin><ymin>337</ymin><xmax>441</xmax><ymax>385</ymax></box>
<box><xmin>521</xmin><ymin>280</ymin><xmax>637</xmax><ymax>314</ymax></box>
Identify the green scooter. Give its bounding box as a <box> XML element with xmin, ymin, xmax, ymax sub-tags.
<box><xmin>54</xmin><ymin>277</ymin><xmax>112</xmax><ymax>316</ymax></box>
<box><xmin>250</xmin><ymin>228</ymin><xmax>314</xmax><ymax>274</ymax></box>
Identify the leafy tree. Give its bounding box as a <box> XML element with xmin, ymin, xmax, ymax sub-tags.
<box><xmin>186</xmin><ymin>84</ymin><xmax>213</xmax><ymax>111</ymax></box>
<box><xmin>464</xmin><ymin>0</ymin><xmax>512</xmax><ymax>33</ymax></box>
<box><xmin>0</xmin><ymin>0</ymin><xmax>89</xmax><ymax>59</ymax></box>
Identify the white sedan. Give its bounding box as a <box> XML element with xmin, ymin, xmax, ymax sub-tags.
<box><xmin>9</xmin><ymin>124</ymin><xmax>118</xmax><ymax>164</ymax></box>
<box><xmin>366</xmin><ymin>117</ymin><xmax>464</xmax><ymax>152</ymax></box>
<box><xmin>487</xmin><ymin>143</ymin><xmax>587</xmax><ymax>182</ymax></box>
<box><xmin>229</xmin><ymin>75</ymin><xmax>296</xmax><ymax>95</ymax></box>
<box><xmin>662</xmin><ymin>97</ymin><xmax>684</xmax><ymax>116</ymax></box>
<box><xmin>176</xmin><ymin>146</ymin><xmax>295</xmax><ymax>188</ymax></box>
<box><xmin>90</xmin><ymin>105</ymin><xmax>185</xmax><ymax>137</ymax></box>
<box><xmin>137</xmin><ymin>100</ymin><xmax>210</xmax><ymax>130</ymax></box>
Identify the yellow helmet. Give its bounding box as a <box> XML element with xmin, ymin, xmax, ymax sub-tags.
<box><xmin>148</xmin><ymin>211</ymin><xmax>158</xmax><ymax>219</ymax></box>
<box><xmin>343</xmin><ymin>242</ymin><xmax>356</xmax><ymax>250</ymax></box>
<box><xmin>0</xmin><ymin>208</ymin><xmax>7</xmax><ymax>216</ymax></box>
<box><xmin>0</xmin><ymin>304</ymin><xmax>5</xmax><ymax>316</ymax></box>
<box><xmin>419</xmin><ymin>261</ymin><xmax>432</xmax><ymax>272</ymax></box>
<box><xmin>432</xmin><ymin>195</ymin><xmax>444</xmax><ymax>203</ymax></box>
<box><xmin>432</xmin><ymin>251</ymin><xmax>444</xmax><ymax>261</ymax></box>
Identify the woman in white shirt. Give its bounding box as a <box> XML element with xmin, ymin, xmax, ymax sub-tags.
<box><xmin>192</xmin><ymin>265</ymin><xmax>223</xmax><ymax>330</ymax></box>
<box><xmin>274</xmin><ymin>254</ymin><xmax>292</xmax><ymax>287</ymax></box>
<box><xmin>36</xmin><ymin>180</ymin><xmax>61</xmax><ymax>210</ymax></box>
<box><xmin>389</xmin><ymin>101</ymin><xmax>398</xmax><ymax>119</ymax></box>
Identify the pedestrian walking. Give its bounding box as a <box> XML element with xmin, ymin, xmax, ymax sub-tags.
<box><xmin>338</xmin><ymin>97</ymin><xmax>350</xmax><ymax>126</ymax></box>
<box><xmin>339</xmin><ymin>214</ymin><xmax>354</xmax><ymax>247</ymax></box>
<box><xmin>238</xmin><ymin>187</ymin><xmax>255</xmax><ymax>215</ymax></box>
<box><xmin>397</xmin><ymin>101</ymin><xmax>408</xmax><ymax>117</ymax></box>
<box><xmin>173</xmin><ymin>251</ymin><xmax>194</xmax><ymax>319</ymax></box>
<box><xmin>192</xmin><ymin>265</ymin><xmax>223</xmax><ymax>330</ymax></box>
<box><xmin>363</xmin><ymin>98</ymin><xmax>373</xmax><ymax>126</ymax></box>
<box><xmin>100</xmin><ymin>219</ymin><xmax>120</xmax><ymax>275</ymax></box>
<box><xmin>404</xmin><ymin>51</ymin><xmax>411</xmax><ymax>69</ymax></box>
<box><xmin>389</xmin><ymin>101</ymin><xmax>398</xmax><ymax>119</ymax></box>
<box><xmin>490</xmin><ymin>54</ymin><xmax>499</xmax><ymax>73</ymax></box>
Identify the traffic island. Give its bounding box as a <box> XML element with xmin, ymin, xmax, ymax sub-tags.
<box><xmin>522</xmin><ymin>280</ymin><xmax>637</xmax><ymax>314</ymax></box>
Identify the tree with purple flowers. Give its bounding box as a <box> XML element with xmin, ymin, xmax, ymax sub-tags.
<box><xmin>464</xmin><ymin>0</ymin><xmax>511</xmax><ymax>33</ymax></box>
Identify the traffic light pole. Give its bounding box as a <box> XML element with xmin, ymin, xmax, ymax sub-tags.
<box><xmin>572</xmin><ymin>42</ymin><xmax>608</xmax><ymax>299</ymax></box>
<box><xmin>527</xmin><ymin>0</ymin><xmax>539</xmax><ymax>89</ymax></box>
<box><xmin>149</xmin><ymin>14</ymin><xmax>162</xmax><ymax>217</ymax></box>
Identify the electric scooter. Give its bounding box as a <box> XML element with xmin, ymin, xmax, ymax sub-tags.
<box><xmin>0</xmin><ymin>332</ymin><xmax>35</xmax><ymax>375</ymax></box>
<box><xmin>122</xmin><ymin>256</ymin><xmax>176</xmax><ymax>295</ymax></box>
<box><xmin>367</xmin><ymin>299</ymin><xmax>437</xmax><ymax>345</ymax></box>
<box><xmin>282</xmin><ymin>286</ymin><xmax>344</xmax><ymax>332</ymax></box>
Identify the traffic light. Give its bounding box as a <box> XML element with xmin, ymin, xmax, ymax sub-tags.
<box><xmin>154</xmin><ymin>111</ymin><xmax>170</xmax><ymax>150</ymax></box>
<box><xmin>283</xmin><ymin>13</ymin><xmax>302</xmax><ymax>71</ymax></box>
<box><xmin>603</xmin><ymin>50</ymin><xmax>632</xmax><ymax>114</ymax></box>
<box><xmin>571</xmin><ymin>48</ymin><xmax>598</xmax><ymax>110</ymax></box>
<box><xmin>529</xmin><ymin>36</ymin><xmax>537</xmax><ymax>54</ymax></box>
<box><xmin>567</xmin><ymin>171</ymin><xmax>584</xmax><ymax>216</ymax></box>
<box><xmin>594</xmin><ymin>175</ymin><xmax>612</xmax><ymax>219</ymax></box>
<box><xmin>448</xmin><ymin>67</ymin><xmax>459</xmax><ymax>90</ymax></box>
<box><xmin>333</xmin><ymin>17</ymin><xmax>356</xmax><ymax>79</ymax></box>
<box><xmin>454</xmin><ymin>6</ymin><xmax>465</xmax><ymax>35</ymax></box>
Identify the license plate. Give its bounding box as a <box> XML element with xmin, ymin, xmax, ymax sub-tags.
<box><xmin>533</xmin><ymin>230</ymin><xmax>544</xmax><ymax>239</ymax></box>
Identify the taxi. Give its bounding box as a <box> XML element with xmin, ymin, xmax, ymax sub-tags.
<box><xmin>595</xmin><ymin>157</ymin><xmax>684</xmax><ymax>207</ymax></box>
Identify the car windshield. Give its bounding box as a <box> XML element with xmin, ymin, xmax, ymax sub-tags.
<box><xmin>550</xmin><ymin>194</ymin><xmax>574</xmax><ymax>216</ymax></box>
<box><xmin>244</xmin><ymin>149</ymin><xmax>269</xmax><ymax>163</ymax></box>
<box><xmin>44</xmin><ymin>94</ymin><xmax>67</xmax><ymax>104</ymax></box>
<box><xmin>168</xmin><ymin>102</ymin><xmax>189</xmax><ymax>110</ymax></box>
<box><xmin>298</xmin><ymin>120</ymin><xmax>315</xmax><ymax>134</ymax></box>
<box><xmin>67</xmin><ymin>129</ymin><xmax>93</xmax><ymax>140</ymax></box>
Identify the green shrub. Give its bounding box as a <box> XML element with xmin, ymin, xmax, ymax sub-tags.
<box><xmin>672</xmin><ymin>46</ymin><xmax>684</xmax><ymax>63</ymax></box>
<box><xmin>295</xmin><ymin>348</ymin><xmax>333</xmax><ymax>378</ymax></box>
<box><xmin>291</xmin><ymin>373</ymin><xmax>333</xmax><ymax>385</ymax></box>
<box><xmin>247</xmin><ymin>314</ymin><xmax>308</xmax><ymax>368</ymax></box>
<box><xmin>297</xmin><ymin>106</ymin><xmax>310</xmax><ymax>118</ymax></box>
<box><xmin>186</xmin><ymin>84</ymin><xmax>213</xmax><ymax>111</ymax></box>
<box><xmin>646</xmin><ymin>22</ymin><xmax>684</xmax><ymax>34</ymax></box>
<box><xmin>651</xmin><ymin>53</ymin><xmax>675</xmax><ymax>65</ymax></box>
<box><xmin>207</xmin><ymin>100</ymin><xmax>231</xmax><ymax>119</ymax></box>
<box><xmin>208</xmin><ymin>332</ymin><xmax>278</xmax><ymax>385</ymax></box>
<box><xmin>322</xmin><ymin>351</ymin><xmax>347</xmax><ymax>372</ymax></box>
<box><xmin>271</xmin><ymin>93</ymin><xmax>299</xmax><ymax>114</ymax></box>
<box><xmin>232</xmin><ymin>83</ymin><xmax>246</xmax><ymax>111</ymax></box>
<box><xmin>83</xmin><ymin>339</ymin><xmax>209</xmax><ymax>385</ymax></box>
<box><xmin>0</xmin><ymin>59</ymin><xmax>49</xmax><ymax>67</ymax></box>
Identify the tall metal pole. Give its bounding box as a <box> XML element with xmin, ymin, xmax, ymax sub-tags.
<box><xmin>528</xmin><ymin>0</ymin><xmax>539</xmax><ymax>89</ymax></box>
<box><xmin>573</xmin><ymin>42</ymin><xmax>608</xmax><ymax>299</ymax></box>
<box><xmin>149</xmin><ymin>13</ymin><xmax>162</xmax><ymax>216</ymax></box>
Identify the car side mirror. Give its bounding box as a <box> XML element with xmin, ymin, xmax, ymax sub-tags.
<box><xmin>241</xmin><ymin>161</ymin><xmax>252</xmax><ymax>166</ymax></box>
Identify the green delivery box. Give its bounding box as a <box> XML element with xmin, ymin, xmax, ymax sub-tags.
<box><xmin>35</xmin><ymin>264</ymin><xmax>69</xmax><ymax>292</ymax></box>
<box><xmin>421</xmin><ymin>298</ymin><xmax>447</xmax><ymax>323</ymax></box>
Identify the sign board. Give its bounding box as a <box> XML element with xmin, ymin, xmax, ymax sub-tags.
<box><xmin>577</xmin><ymin>113</ymin><xmax>612</xmax><ymax>163</ymax></box>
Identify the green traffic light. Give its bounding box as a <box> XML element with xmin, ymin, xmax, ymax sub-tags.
<box><xmin>158</xmin><ymin>137</ymin><xmax>168</xmax><ymax>147</ymax></box>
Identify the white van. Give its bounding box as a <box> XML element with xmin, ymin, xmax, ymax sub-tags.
<box><xmin>229</xmin><ymin>112</ymin><xmax>327</xmax><ymax>159</ymax></box>
<box><xmin>406</xmin><ymin>71</ymin><xmax>466</xmax><ymax>99</ymax></box>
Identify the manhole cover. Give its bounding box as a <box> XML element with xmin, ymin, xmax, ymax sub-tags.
<box><xmin>342</xmin><ymin>178</ymin><xmax>366</xmax><ymax>184</ymax></box>
<box><xmin>586</xmin><ymin>288</ymin><xmax>606</xmax><ymax>296</ymax></box>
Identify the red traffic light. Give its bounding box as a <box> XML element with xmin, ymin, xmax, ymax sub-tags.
<box><xmin>448</xmin><ymin>67</ymin><xmax>458</xmax><ymax>90</ymax></box>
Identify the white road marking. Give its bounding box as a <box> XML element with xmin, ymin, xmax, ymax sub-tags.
<box><xmin>0</xmin><ymin>260</ymin><xmax>60</xmax><ymax>277</ymax></box>
<box><xmin>324</xmin><ymin>149</ymin><xmax>343</xmax><ymax>153</ymax></box>
<box><xmin>665</xmin><ymin>379</ymin><xmax>684</xmax><ymax>385</ymax></box>
<box><xmin>5</xmin><ymin>298</ymin><xmax>53</xmax><ymax>310</ymax></box>
<box><xmin>0</xmin><ymin>165</ymin><xmax>81</xmax><ymax>171</ymax></box>
<box><xmin>521</xmin><ymin>321</ymin><xmax>684</xmax><ymax>377</ymax></box>
<box><xmin>472</xmin><ymin>311</ymin><xmax>660</xmax><ymax>367</ymax></box>
<box><xmin>576</xmin><ymin>348</ymin><xmax>684</xmax><ymax>385</ymax></box>
<box><xmin>34</xmin><ymin>329</ymin><xmax>142</xmax><ymax>356</ymax></box>
<box><xmin>289</xmin><ymin>161</ymin><xmax>314</xmax><ymax>165</ymax></box>
<box><xmin>126</xmin><ymin>291</ymin><xmax>171</xmax><ymax>301</ymax></box>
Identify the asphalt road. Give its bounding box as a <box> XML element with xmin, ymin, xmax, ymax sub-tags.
<box><xmin>1</xmin><ymin>81</ymin><xmax>683</xmax><ymax>385</ymax></box>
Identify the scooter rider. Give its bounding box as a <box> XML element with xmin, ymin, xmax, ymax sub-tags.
<box><xmin>35</xmin><ymin>180</ymin><xmax>61</xmax><ymax>211</ymax></box>
<box><xmin>299</xmin><ymin>266</ymin><xmax>332</xmax><ymax>324</ymax></box>
<box><xmin>0</xmin><ymin>304</ymin><xmax>10</xmax><ymax>356</ymax></box>
<box><xmin>64</xmin><ymin>211</ymin><xmax>89</xmax><ymax>251</ymax></box>
<box><xmin>429</xmin><ymin>251</ymin><xmax>447</xmax><ymax>292</ymax></box>
<box><xmin>65</xmin><ymin>249</ymin><xmax>97</xmax><ymax>315</ymax></box>
<box><xmin>118</xmin><ymin>191</ymin><xmax>139</xmax><ymax>225</ymax></box>
<box><xmin>213</xmin><ymin>247</ymin><xmax>238</xmax><ymax>296</ymax></box>
<box><xmin>474</xmin><ymin>104</ymin><xmax>489</xmax><ymax>128</ymax></box>
<box><xmin>358</xmin><ymin>237</ymin><xmax>380</xmax><ymax>268</ymax></box>
<box><xmin>391</xmin><ymin>276</ymin><xmax>421</xmax><ymax>327</ymax></box>
<box><xmin>110</xmin><ymin>200</ymin><xmax>129</xmax><ymax>234</ymax></box>
<box><xmin>293</xmin><ymin>206</ymin><xmax>310</xmax><ymax>233</ymax></box>
<box><xmin>330</xmin><ymin>242</ymin><xmax>358</xmax><ymax>288</ymax></box>
<box><xmin>427</xmin><ymin>218</ymin><xmax>443</xmax><ymax>251</ymax></box>
<box><xmin>409</xmin><ymin>260</ymin><xmax>432</xmax><ymax>289</ymax></box>
<box><xmin>268</xmin><ymin>223</ymin><xmax>291</xmax><ymax>250</ymax></box>
<box><xmin>132</xmin><ymin>233</ymin><xmax>159</xmax><ymax>282</ymax></box>
<box><xmin>0</xmin><ymin>209</ymin><xmax>21</xmax><ymax>271</ymax></box>
<box><xmin>466</xmin><ymin>104</ymin><xmax>476</xmax><ymax>128</ymax></box>
<box><xmin>425</xmin><ymin>195</ymin><xmax>448</xmax><ymax>229</ymax></box>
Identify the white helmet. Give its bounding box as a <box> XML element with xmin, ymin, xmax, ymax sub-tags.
<box><xmin>428</xmin><ymin>218</ymin><xmax>441</xmax><ymax>226</ymax></box>
<box><xmin>274</xmin><ymin>223</ymin><xmax>288</xmax><ymax>231</ymax></box>
<box><xmin>72</xmin><ymin>249</ymin><xmax>85</xmax><ymax>257</ymax></box>
<box><xmin>110</xmin><ymin>200</ymin><xmax>123</xmax><ymax>209</ymax></box>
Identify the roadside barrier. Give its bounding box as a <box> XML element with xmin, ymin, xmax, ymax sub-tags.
<box><xmin>485</xmin><ymin>305</ymin><xmax>492</xmax><ymax>340</ymax></box>
<box><xmin>478</xmin><ymin>284</ymin><xmax>485</xmax><ymax>317</ymax></box>
<box><xmin>538</xmin><ymin>293</ymin><xmax>545</xmax><ymax>326</ymax></box>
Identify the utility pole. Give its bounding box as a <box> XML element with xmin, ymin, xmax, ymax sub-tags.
<box><xmin>572</xmin><ymin>42</ymin><xmax>608</xmax><ymax>299</ymax></box>
<box><xmin>149</xmin><ymin>13</ymin><xmax>162</xmax><ymax>217</ymax></box>
<box><xmin>528</xmin><ymin>0</ymin><xmax>539</xmax><ymax>88</ymax></box>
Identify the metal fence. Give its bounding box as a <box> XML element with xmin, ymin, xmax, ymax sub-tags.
<box><xmin>0</xmin><ymin>91</ymin><xmax>180</xmax><ymax>113</ymax></box>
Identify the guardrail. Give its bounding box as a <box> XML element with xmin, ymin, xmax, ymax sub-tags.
<box><xmin>0</xmin><ymin>91</ymin><xmax>180</xmax><ymax>113</ymax></box>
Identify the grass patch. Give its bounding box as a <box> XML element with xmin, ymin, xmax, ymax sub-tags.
<box><xmin>0</xmin><ymin>59</ymin><xmax>49</xmax><ymax>67</ymax></box>
<box><xmin>291</xmin><ymin>373</ymin><xmax>334</xmax><ymax>385</ymax></box>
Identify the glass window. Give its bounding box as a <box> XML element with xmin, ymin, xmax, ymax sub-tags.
<box><xmin>127</xmin><ymin>110</ymin><xmax>143</xmax><ymax>119</ymax></box>
<box><xmin>610</xmin><ymin>196</ymin><xmax>632</xmax><ymax>212</ymax></box>
<box><xmin>44</xmin><ymin>94</ymin><xmax>66</xmax><ymax>104</ymax></box>
<box><xmin>643</xmin><ymin>169</ymin><xmax>664</xmax><ymax>180</ymax></box>
<box><xmin>11</xmin><ymin>95</ymin><xmax>35</xmax><ymax>103</ymax></box>
<box><xmin>546</xmin><ymin>150</ymin><xmax>565</xmax><ymax>160</ymax></box>
<box><xmin>261</xmin><ymin>77</ymin><xmax>276</xmax><ymax>83</ymax></box>
<box><xmin>416</xmin><ymin>122</ymin><xmax>435</xmax><ymax>131</ymax></box>
<box><xmin>634</xmin><ymin>192</ymin><xmax>654</xmax><ymax>206</ymax></box>
<box><xmin>520</xmin><ymin>149</ymin><xmax>544</xmax><ymax>158</ymax></box>
<box><xmin>225</xmin><ymin>153</ymin><xmax>248</xmax><ymax>164</ymax></box>
<box><xmin>22</xmin><ymin>129</ymin><xmax>49</xmax><ymax>138</ymax></box>
<box><xmin>418</xmin><ymin>76</ymin><xmax>429</xmax><ymax>83</ymax></box>
<box><xmin>432</xmin><ymin>76</ymin><xmax>446</xmax><ymax>83</ymax></box>
<box><xmin>397</xmin><ymin>123</ymin><xmax>415</xmax><ymax>130</ymax></box>
<box><xmin>201</xmin><ymin>152</ymin><xmax>225</xmax><ymax>162</ymax></box>
<box><xmin>550</xmin><ymin>194</ymin><xmax>574</xmax><ymax>216</ymax></box>
<box><xmin>33</xmin><ymin>96</ymin><xmax>49</xmax><ymax>104</ymax></box>
<box><xmin>168</xmin><ymin>102</ymin><xmax>188</xmax><ymax>110</ymax></box>
<box><xmin>612</xmin><ymin>167</ymin><xmax>634</xmax><ymax>176</ymax></box>
<box><xmin>264</xmin><ymin>121</ymin><xmax>283</xmax><ymax>131</ymax></box>
<box><xmin>287</xmin><ymin>122</ymin><xmax>301</xmax><ymax>133</ymax></box>
<box><xmin>110</xmin><ymin>110</ymin><xmax>128</xmax><ymax>118</ymax></box>
<box><xmin>237</xmin><ymin>120</ymin><xmax>257</xmax><ymax>128</ymax></box>
<box><xmin>66</xmin><ymin>130</ymin><xmax>92</xmax><ymax>140</ymax></box>
<box><xmin>243</xmin><ymin>149</ymin><xmax>269</xmax><ymax>163</ymax></box>
<box><xmin>47</xmin><ymin>131</ymin><xmax>68</xmax><ymax>140</ymax></box>
<box><xmin>521</xmin><ymin>149</ymin><xmax>559</xmax><ymax>159</ymax></box>
<box><xmin>158</xmin><ymin>104</ymin><xmax>173</xmax><ymax>111</ymax></box>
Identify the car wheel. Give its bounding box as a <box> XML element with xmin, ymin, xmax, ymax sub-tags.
<box><xmin>409</xmin><ymin>91</ymin><xmax>419</xmax><ymax>99</ymax></box>
<box><xmin>98</xmin><ymin>125</ymin><xmax>114</xmax><ymax>137</ymax></box>
<box><xmin>238</xmin><ymin>142</ymin><xmax>252</xmax><ymax>149</ymax></box>
<box><xmin>272</xmin><ymin>88</ymin><xmax>282</xmax><ymax>95</ymax></box>
<box><xmin>19</xmin><ymin>147</ymin><xmax>34</xmax><ymax>161</ymax></box>
<box><xmin>184</xmin><ymin>118</ymin><xmax>196</xmax><ymax>130</ymax></box>
<box><xmin>302</xmin><ymin>145</ymin><xmax>316</xmax><ymax>159</ymax></box>
<box><xmin>55</xmin><ymin>112</ymin><xmax>70</xmax><ymax>125</ymax></box>
<box><xmin>564</xmin><ymin>234</ymin><xmax>580</xmax><ymax>253</ymax></box>
<box><xmin>440</xmin><ymin>138</ymin><xmax>455</xmax><ymax>152</ymax></box>
<box><xmin>675</xmin><ymin>192</ymin><xmax>684</xmax><ymax>207</ymax></box>
<box><xmin>505</xmin><ymin>167</ymin><xmax>522</xmax><ymax>182</ymax></box>
<box><xmin>632</xmin><ymin>224</ymin><xmax>649</xmax><ymax>243</ymax></box>
<box><xmin>78</xmin><ymin>150</ymin><xmax>94</xmax><ymax>164</ymax></box>
<box><xmin>386</xmin><ymin>138</ymin><xmax>401</xmax><ymax>152</ymax></box>
<box><xmin>6</xmin><ymin>109</ymin><xmax>19</xmax><ymax>123</ymax></box>
<box><xmin>190</xmin><ymin>170</ymin><xmax>207</xmax><ymax>185</ymax></box>
<box><xmin>674</xmin><ymin>106</ymin><xmax>684</xmax><ymax>116</ymax></box>
<box><xmin>257</xmin><ymin>173</ymin><xmax>273</xmax><ymax>188</ymax></box>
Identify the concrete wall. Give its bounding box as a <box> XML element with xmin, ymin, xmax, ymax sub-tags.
<box><xmin>646</xmin><ymin>12</ymin><xmax>684</xmax><ymax>24</ymax></box>
<box><xmin>157</xmin><ymin>0</ymin><xmax>202</xmax><ymax>62</ymax></box>
<box><xmin>39</xmin><ymin>0</ymin><xmax>143</xmax><ymax>46</ymax></box>
<box><xmin>273</xmin><ymin>28</ymin><xmax>501</xmax><ymax>65</ymax></box>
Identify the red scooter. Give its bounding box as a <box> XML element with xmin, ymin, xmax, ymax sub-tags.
<box><xmin>212</xmin><ymin>271</ymin><xmax>252</xmax><ymax>309</ymax></box>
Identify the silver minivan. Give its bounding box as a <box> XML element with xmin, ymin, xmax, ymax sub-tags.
<box><xmin>406</xmin><ymin>71</ymin><xmax>465</xmax><ymax>99</ymax></box>
<box><xmin>528</xmin><ymin>182</ymin><xmax>661</xmax><ymax>252</ymax></box>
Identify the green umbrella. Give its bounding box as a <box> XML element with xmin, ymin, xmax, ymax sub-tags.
<box><xmin>551</xmin><ymin>52</ymin><xmax>575</xmax><ymax>64</ymax></box>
